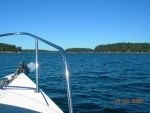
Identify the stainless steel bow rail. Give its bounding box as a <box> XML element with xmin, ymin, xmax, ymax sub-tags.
<box><xmin>0</xmin><ymin>32</ymin><xmax>73</xmax><ymax>113</ymax></box>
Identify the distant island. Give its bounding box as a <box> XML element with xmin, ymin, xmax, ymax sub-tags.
<box><xmin>0</xmin><ymin>43</ymin><xmax>22</xmax><ymax>53</ymax></box>
<box><xmin>0</xmin><ymin>43</ymin><xmax>51</xmax><ymax>53</ymax></box>
<box><xmin>1</xmin><ymin>42</ymin><xmax>150</xmax><ymax>53</ymax></box>
<box><xmin>65</xmin><ymin>48</ymin><xmax>93</xmax><ymax>53</ymax></box>
<box><xmin>22</xmin><ymin>49</ymin><xmax>51</xmax><ymax>53</ymax></box>
<box><xmin>65</xmin><ymin>43</ymin><xmax>150</xmax><ymax>53</ymax></box>
<box><xmin>94</xmin><ymin>42</ymin><xmax>150</xmax><ymax>53</ymax></box>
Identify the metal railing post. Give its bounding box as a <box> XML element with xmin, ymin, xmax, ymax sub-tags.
<box><xmin>35</xmin><ymin>38</ymin><xmax>39</xmax><ymax>93</ymax></box>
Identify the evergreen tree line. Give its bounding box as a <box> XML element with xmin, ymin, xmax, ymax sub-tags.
<box><xmin>65</xmin><ymin>48</ymin><xmax>93</xmax><ymax>52</ymax></box>
<box><xmin>95</xmin><ymin>43</ymin><xmax>150</xmax><ymax>52</ymax></box>
<box><xmin>0</xmin><ymin>43</ymin><xmax>22</xmax><ymax>52</ymax></box>
<box><xmin>1</xmin><ymin>42</ymin><xmax>150</xmax><ymax>53</ymax></box>
<box><xmin>65</xmin><ymin>43</ymin><xmax>150</xmax><ymax>53</ymax></box>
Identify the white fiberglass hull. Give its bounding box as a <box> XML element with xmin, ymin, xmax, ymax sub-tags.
<box><xmin>0</xmin><ymin>73</ymin><xmax>63</xmax><ymax>113</ymax></box>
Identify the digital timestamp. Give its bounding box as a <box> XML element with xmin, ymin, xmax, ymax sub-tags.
<box><xmin>114</xmin><ymin>98</ymin><xmax>143</xmax><ymax>104</ymax></box>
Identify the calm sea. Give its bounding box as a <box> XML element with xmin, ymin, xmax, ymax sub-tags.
<box><xmin>0</xmin><ymin>53</ymin><xmax>150</xmax><ymax>113</ymax></box>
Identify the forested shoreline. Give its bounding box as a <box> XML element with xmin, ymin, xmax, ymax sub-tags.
<box><xmin>1</xmin><ymin>42</ymin><xmax>150</xmax><ymax>53</ymax></box>
<box><xmin>65</xmin><ymin>48</ymin><xmax>93</xmax><ymax>52</ymax></box>
<box><xmin>94</xmin><ymin>43</ymin><xmax>150</xmax><ymax>53</ymax></box>
<box><xmin>66</xmin><ymin>43</ymin><xmax>150</xmax><ymax>53</ymax></box>
<box><xmin>0</xmin><ymin>43</ymin><xmax>22</xmax><ymax>53</ymax></box>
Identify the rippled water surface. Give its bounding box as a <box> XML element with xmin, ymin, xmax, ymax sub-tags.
<box><xmin>0</xmin><ymin>53</ymin><xmax>150</xmax><ymax>113</ymax></box>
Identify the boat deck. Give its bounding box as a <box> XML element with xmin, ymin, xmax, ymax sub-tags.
<box><xmin>0</xmin><ymin>73</ymin><xmax>63</xmax><ymax>113</ymax></box>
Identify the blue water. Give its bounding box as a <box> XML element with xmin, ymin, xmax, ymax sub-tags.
<box><xmin>0</xmin><ymin>53</ymin><xmax>150</xmax><ymax>113</ymax></box>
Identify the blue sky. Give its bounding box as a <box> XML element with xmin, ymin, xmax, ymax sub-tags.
<box><xmin>0</xmin><ymin>0</ymin><xmax>150</xmax><ymax>50</ymax></box>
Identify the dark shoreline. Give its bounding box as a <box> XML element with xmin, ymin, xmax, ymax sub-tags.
<box><xmin>0</xmin><ymin>51</ymin><xmax>150</xmax><ymax>54</ymax></box>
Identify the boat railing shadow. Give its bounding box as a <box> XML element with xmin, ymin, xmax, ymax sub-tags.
<box><xmin>5</xmin><ymin>86</ymin><xmax>36</xmax><ymax>90</ymax></box>
<box><xmin>40</xmin><ymin>89</ymin><xmax>49</xmax><ymax>106</ymax></box>
<box><xmin>5</xmin><ymin>86</ymin><xmax>49</xmax><ymax>106</ymax></box>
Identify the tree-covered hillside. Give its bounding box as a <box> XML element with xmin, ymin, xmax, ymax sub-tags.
<box><xmin>0</xmin><ymin>43</ymin><xmax>22</xmax><ymax>52</ymax></box>
<box><xmin>65</xmin><ymin>43</ymin><xmax>150</xmax><ymax>53</ymax></box>
<box><xmin>1</xmin><ymin>42</ymin><xmax>150</xmax><ymax>53</ymax></box>
<box><xmin>65</xmin><ymin>48</ymin><xmax>94</xmax><ymax>52</ymax></box>
<box><xmin>22</xmin><ymin>49</ymin><xmax>51</xmax><ymax>53</ymax></box>
<box><xmin>94</xmin><ymin>43</ymin><xmax>150</xmax><ymax>52</ymax></box>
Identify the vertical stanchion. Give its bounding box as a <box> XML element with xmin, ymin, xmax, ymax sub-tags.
<box><xmin>35</xmin><ymin>38</ymin><xmax>39</xmax><ymax>93</ymax></box>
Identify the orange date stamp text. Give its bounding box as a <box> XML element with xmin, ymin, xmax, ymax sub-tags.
<box><xmin>114</xmin><ymin>98</ymin><xmax>143</xmax><ymax>104</ymax></box>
